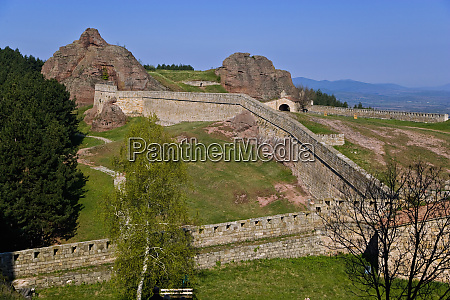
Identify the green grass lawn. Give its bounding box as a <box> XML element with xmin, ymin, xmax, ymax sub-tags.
<box><xmin>35</xmin><ymin>281</ymin><xmax>116</xmax><ymax>300</ymax></box>
<box><xmin>196</xmin><ymin>256</ymin><xmax>356</xmax><ymax>300</ymax></box>
<box><xmin>295</xmin><ymin>112</ymin><xmax>338</xmax><ymax>134</ymax></box>
<box><xmin>71</xmin><ymin>118</ymin><xmax>305</xmax><ymax>241</ymax></box>
<box><xmin>65</xmin><ymin>164</ymin><xmax>111</xmax><ymax>243</ymax></box>
<box><xmin>147</xmin><ymin>69</ymin><xmax>227</xmax><ymax>93</ymax></box>
<box><xmin>27</xmin><ymin>255</ymin><xmax>450</xmax><ymax>299</ymax></box>
<box><xmin>165</xmin><ymin>121</ymin><xmax>304</xmax><ymax>224</ymax></box>
<box><xmin>33</xmin><ymin>256</ymin><xmax>358</xmax><ymax>300</ymax></box>
<box><xmin>79</xmin><ymin>136</ymin><xmax>105</xmax><ymax>148</ymax></box>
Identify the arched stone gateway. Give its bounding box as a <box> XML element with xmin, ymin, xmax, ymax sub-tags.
<box><xmin>264</xmin><ymin>97</ymin><xmax>300</xmax><ymax>113</ymax></box>
<box><xmin>279</xmin><ymin>104</ymin><xmax>290</xmax><ymax>111</ymax></box>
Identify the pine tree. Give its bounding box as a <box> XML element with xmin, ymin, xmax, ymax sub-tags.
<box><xmin>0</xmin><ymin>47</ymin><xmax>85</xmax><ymax>251</ymax></box>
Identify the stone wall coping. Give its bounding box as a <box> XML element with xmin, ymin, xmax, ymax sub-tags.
<box><xmin>310</xmin><ymin>105</ymin><xmax>448</xmax><ymax>122</ymax></box>
<box><xmin>188</xmin><ymin>211</ymin><xmax>314</xmax><ymax>231</ymax></box>
<box><xmin>0</xmin><ymin>239</ymin><xmax>111</xmax><ymax>260</ymax></box>
<box><xmin>312</xmin><ymin>105</ymin><xmax>448</xmax><ymax>117</ymax></box>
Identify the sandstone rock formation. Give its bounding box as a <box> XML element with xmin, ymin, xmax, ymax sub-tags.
<box><xmin>90</xmin><ymin>98</ymin><xmax>127</xmax><ymax>132</ymax></box>
<box><xmin>215</xmin><ymin>52</ymin><xmax>298</xmax><ymax>101</ymax></box>
<box><xmin>229</xmin><ymin>110</ymin><xmax>259</xmax><ymax>138</ymax></box>
<box><xmin>42</xmin><ymin>28</ymin><xmax>165</xmax><ymax>105</ymax></box>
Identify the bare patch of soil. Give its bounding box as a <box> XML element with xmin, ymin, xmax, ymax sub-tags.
<box><xmin>257</xmin><ymin>182</ymin><xmax>310</xmax><ymax>207</ymax></box>
<box><xmin>204</xmin><ymin>111</ymin><xmax>259</xmax><ymax>140</ymax></box>
<box><xmin>204</xmin><ymin>120</ymin><xmax>236</xmax><ymax>139</ymax></box>
<box><xmin>234</xmin><ymin>192</ymin><xmax>249</xmax><ymax>204</ymax></box>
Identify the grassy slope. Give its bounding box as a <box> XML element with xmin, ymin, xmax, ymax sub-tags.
<box><xmin>148</xmin><ymin>69</ymin><xmax>227</xmax><ymax>93</ymax></box>
<box><xmin>73</xmin><ymin>106</ymin><xmax>449</xmax><ymax>241</ymax></box>
<box><xmin>164</xmin><ymin>121</ymin><xmax>300</xmax><ymax>224</ymax></box>
<box><xmin>295</xmin><ymin>112</ymin><xmax>450</xmax><ymax>174</ymax></box>
<box><xmin>66</xmin><ymin>164</ymin><xmax>111</xmax><ymax>243</ymax></box>
<box><xmin>72</xmin><ymin>116</ymin><xmax>303</xmax><ymax>242</ymax></box>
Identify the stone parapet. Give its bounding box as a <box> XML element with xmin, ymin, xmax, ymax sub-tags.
<box><xmin>189</xmin><ymin>212</ymin><xmax>320</xmax><ymax>248</ymax></box>
<box><xmin>0</xmin><ymin>239</ymin><xmax>113</xmax><ymax>280</ymax></box>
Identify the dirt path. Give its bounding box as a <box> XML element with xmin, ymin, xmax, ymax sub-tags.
<box><xmin>77</xmin><ymin>135</ymin><xmax>125</xmax><ymax>186</ymax></box>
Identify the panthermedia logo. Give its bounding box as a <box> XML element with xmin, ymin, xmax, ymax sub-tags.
<box><xmin>128</xmin><ymin>137</ymin><xmax>314</xmax><ymax>163</ymax></box>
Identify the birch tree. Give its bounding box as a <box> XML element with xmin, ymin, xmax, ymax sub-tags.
<box><xmin>104</xmin><ymin>117</ymin><xmax>194</xmax><ymax>300</ymax></box>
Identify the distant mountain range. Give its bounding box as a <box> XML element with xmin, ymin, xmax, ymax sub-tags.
<box><xmin>292</xmin><ymin>77</ymin><xmax>450</xmax><ymax>114</ymax></box>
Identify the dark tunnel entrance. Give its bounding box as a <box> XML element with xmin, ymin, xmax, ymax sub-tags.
<box><xmin>279</xmin><ymin>104</ymin><xmax>290</xmax><ymax>112</ymax></box>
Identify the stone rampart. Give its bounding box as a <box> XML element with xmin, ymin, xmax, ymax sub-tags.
<box><xmin>309</xmin><ymin>105</ymin><xmax>448</xmax><ymax>123</ymax></box>
<box><xmin>0</xmin><ymin>212</ymin><xmax>329</xmax><ymax>288</ymax></box>
<box><xmin>93</xmin><ymin>83</ymin><xmax>117</xmax><ymax>114</ymax></box>
<box><xmin>142</xmin><ymin>92</ymin><xmax>245</xmax><ymax>124</ymax></box>
<box><xmin>93</xmin><ymin>84</ymin><xmax>372</xmax><ymax>199</ymax></box>
<box><xmin>141</xmin><ymin>91</ymin><xmax>370</xmax><ymax>199</ymax></box>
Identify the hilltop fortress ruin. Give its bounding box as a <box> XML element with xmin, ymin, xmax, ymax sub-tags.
<box><xmin>2</xmin><ymin>76</ymin><xmax>448</xmax><ymax>293</ymax></box>
<box><xmin>1</xmin><ymin>28</ymin><xmax>448</xmax><ymax>291</ymax></box>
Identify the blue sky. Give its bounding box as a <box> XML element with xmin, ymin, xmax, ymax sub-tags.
<box><xmin>0</xmin><ymin>0</ymin><xmax>449</xmax><ymax>87</ymax></box>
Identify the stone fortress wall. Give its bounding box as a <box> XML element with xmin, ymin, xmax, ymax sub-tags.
<box><xmin>94</xmin><ymin>84</ymin><xmax>371</xmax><ymax>200</ymax></box>
<box><xmin>95</xmin><ymin>85</ymin><xmax>449</xmax><ymax>124</ymax></box>
<box><xmin>2</xmin><ymin>85</ymin><xmax>447</xmax><ymax>289</ymax></box>
<box><xmin>0</xmin><ymin>212</ymin><xmax>330</xmax><ymax>288</ymax></box>
<box><xmin>309</xmin><ymin>105</ymin><xmax>448</xmax><ymax>123</ymax></box>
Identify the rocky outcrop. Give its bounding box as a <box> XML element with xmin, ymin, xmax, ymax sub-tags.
<box><xmin>90</xmin><ymin>98</ymin><xmax>127</xmax><ymax>132</ymax></box>
<box><xmin>215</xmin><ymin>52</ymin><xmax>298</xmax><ymax>101</ymax></box>
<box><xmin>42</xmin><ymin>28</ymin><xmax>165</xmax><ymax>106</ymax></box>
<box><xmin>229</xmin><ymin>110</ymin><xmax>259</xmax><ymax>138</ymax></box>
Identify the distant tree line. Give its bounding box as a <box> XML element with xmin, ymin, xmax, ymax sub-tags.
<box><xmin>353</xmin><ymin>102</ymin><xmax>373</xmax><ymax>109</ymax></box>
<box><xmin>297</xmin><ymin>86</ymin><xmax>348</xmax><ymax>108</ymax></box>
<box><xmin>0</xmin><ymin>47</ymin><xmax>85</xmax><ymax>251</ymax></box>
<box><xmin>143</xmin><ymin>64</ymin><xmax>194</xmax><ymax>71</ymax></box>
<box><xmin>297</xmin><ymin>86</ymin><xmax>373</xmax><ymax>109</ymax></box>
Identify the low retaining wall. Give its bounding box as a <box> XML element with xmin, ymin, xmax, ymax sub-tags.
<box><xmin>316</xmin><ymin>134</ymin><xmax>345</xmax><ymax>146</ymax></box>
<box><xmin>195</xmin><ymin>233</ymin><xmax>329</xmax><ymax>269</ymax></box>
<box><xmin>309</xmin><ymin>105</ymin><xmax>448</xmax><ymax>123</ymax></box>
<box><xmin>12</xmin><ymin>265</ymin><xmax>112</xmax><ymax>290</ymax></box>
